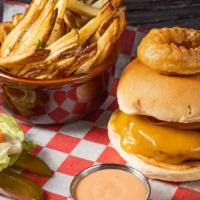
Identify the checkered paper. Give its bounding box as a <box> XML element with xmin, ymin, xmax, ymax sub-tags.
<box><xmin>1</xmin><ymin>2</ymin><xmax>200</xmax><ymax>200</ymax></box>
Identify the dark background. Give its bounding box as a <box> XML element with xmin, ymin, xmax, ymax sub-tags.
<box><xmin>125</xmin><ymin>0</ymin><xmax>200</xmax><ymax>28</ymax></box>
<box><xmin>0</xmin><ymin>0</ymin><xmax>3</xmax><ymax>22</ymax></box>
<box><xmin>0</xmin><ymin>0</ymin><xmax>200</xmax><ymax>28</ymax></box>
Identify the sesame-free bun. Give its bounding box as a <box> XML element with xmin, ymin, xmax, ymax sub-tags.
<box><xmin>108</xmin><ymin>112</ymin><xmax>200</xmax><ymax>182</ymax></box>
<box><xmin>117</xmin><ymin>59</ymin><xmax>200</xmax><ymax>124</ymax></box>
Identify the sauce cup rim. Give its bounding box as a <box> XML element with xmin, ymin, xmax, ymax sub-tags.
<box><xmin>70</xmin><ymin>163</ymin><xmax>151</xmax><ymax>200</ymax></box>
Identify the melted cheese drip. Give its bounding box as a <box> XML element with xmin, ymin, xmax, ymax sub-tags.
<box><xmin>110</xmin><ymin>110</ymin><xmax>200</xmax><ymax>164</ymax></box>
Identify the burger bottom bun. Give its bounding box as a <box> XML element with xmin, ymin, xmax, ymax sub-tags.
<box><xmin>108</xmin><ymin>121</ymin><xmax>200</xmax><ymax>182</ymax></box>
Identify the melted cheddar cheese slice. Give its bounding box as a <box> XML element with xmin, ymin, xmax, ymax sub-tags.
<box><xmin>110</xmin><ymin>110</ymin><xmax>200</xmax><ymax>164</ymax></box>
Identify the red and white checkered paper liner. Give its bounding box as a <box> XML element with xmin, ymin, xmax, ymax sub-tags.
<box><xmin>1</xmin><ymin>2</ymin><xmax>200</xmax><ymax>200</ymax></box>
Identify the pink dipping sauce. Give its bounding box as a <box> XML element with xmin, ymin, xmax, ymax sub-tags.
<box><xmin>74</xmin><ymin>169</ymin><xmax>147</xmax><ymax>200</ymax></box>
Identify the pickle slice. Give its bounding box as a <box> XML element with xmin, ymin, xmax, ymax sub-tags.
<box><xmin>14</xmin><ymin>152</ymin><xmax>52</xmax><ymax>177</ymax></box>
<box><xmin>0</xmin><ymin>169</ymin><xmax>43</xmax><ymax>200</ymax></box>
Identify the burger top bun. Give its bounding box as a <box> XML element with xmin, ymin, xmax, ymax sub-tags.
<box><xmin>117</xmin><ymin>59</ymin><xmax>200</xmax><ymax>123</ymax></box>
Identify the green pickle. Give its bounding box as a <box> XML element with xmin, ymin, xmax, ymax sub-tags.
<box><xmin>0</xmin><ymin>169</ymin><xmax>43</xmax><ymax>200</ymax></box>
<box><xmin>14</xmin><ymin>152</ymin><xmax>52</xmax><ymax>177</ymax></box>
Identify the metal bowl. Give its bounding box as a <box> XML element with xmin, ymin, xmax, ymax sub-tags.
<box><xmin>0</xmin><ymin>47</ymin><xmax>118</xmax><ymax>124</ymax></box>
<box><xmin>70</xmin><ymin>163</ymin><xmax>151</xmax><ymax>200</ymax></box>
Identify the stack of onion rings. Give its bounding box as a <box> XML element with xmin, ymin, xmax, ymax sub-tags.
<box><xmin>137</xmin><ymin>27</ymin><xmax>200</xmax><ymax>75</ymax></box>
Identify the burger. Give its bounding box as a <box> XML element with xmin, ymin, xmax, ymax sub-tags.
<box><xmin>108</xmin><ymin>28</ymin><xmax>200</xmax><ymax>182</ymax></box>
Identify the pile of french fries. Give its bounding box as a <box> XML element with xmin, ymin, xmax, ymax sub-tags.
<box><xmin>0</xmin><ymin>0</ymin><xmax>126</xmax><ymax>79</ymax></box>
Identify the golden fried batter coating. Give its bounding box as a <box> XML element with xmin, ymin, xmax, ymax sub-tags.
<box><xmin>138</xmin><ymin>27</ymin><xmax>200</xmax><ymax>75</ymax></box>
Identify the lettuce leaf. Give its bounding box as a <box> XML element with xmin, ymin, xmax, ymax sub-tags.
<box><xmin>0</xmin><ymin>143</ymin><xmax>10</xmax><ymax>169</ymax></box>
<box><xmin>0</xmin><ymin>114</ymin><xmax>24</xmax><ymax>171</ymax></box>
<box><xmin>0</xmin><ymin>141</ymin><xmax>36</xmax><ymax>171</ymax></box>
<box><xmin>0</xmin><ymin>113</ymin><xmax>24</xmax><ymax>142</ymax></box>
<box><xmin>0</xmin><ymin>114</ymin><xmax>36</xmax><ymax>172</ymax></box>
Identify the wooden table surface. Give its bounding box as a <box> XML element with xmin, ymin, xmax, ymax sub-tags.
<box><xmin>125</xmin><ymin>0</ymin><xmax>200</xmax><ymax>28</ymax></box>
<box><xmin>0</xmin><ymin>0</ymin><xmax>199</xmax><ymax>28</ymax></box>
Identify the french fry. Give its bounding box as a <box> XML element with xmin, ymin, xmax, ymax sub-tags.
<box><xmin>0</xmin><ymin>49</ymin><xmax>50</xmax><ymax>68</ymax></box>
<box><xmin>73</xmin><ymin>13</ymin><xmax>85</xmax><ymax>28</ymax></box>
<box><xmin>90</xmin><ymin>6</ymin><xmax>125</xmax><ymax>42</ymax></box>
<box><xmin>48</xmin><ymin>29</ymin><xmax>78</xmax><ymax>52</ymax></box>
<box><xmin>75</xmin><ymin>16</ymin><xmax>120</xmax><ymax>74</ymax></box>
<box><xmin>17</xmin><ymin>43</ymin><xmax>78</xmax><ymax>76</ymax></box>
<box><xmin>63</xmin><ymin>9</ymin><xmax>83</xmax><ymax>31</ymax></box>
<box><xmin>0</xmin><ymin>25</ymin><xmax>4</xmax><ymax>48</ymax></box>
<box><xmin>111</xmin><ymin>0</ymin><xmax>123</xmax><ymax>7</ymax></box>
<box><xmin>3</xmin><ymin>23</ymin><xmax>13</xmax><ymax>35</ymax></box>
<box><xmin>90</xmin><ymin>17</ymin><xmax>114</xmax><ymax>43</ymax></box>
<box><xmin>37</xmin><ymin>57</ymin><xmax>75</xmax><ymax>79</ymax></box>
<box><xmin>0</xmin><ymin>23</ymin><xmax>13</xmax><ymax>49</ymax></box>
<box><xmin>46</xmin><ymin>0</ymin><xmax>69</xmax><ymax>46</ymax></box>
<box><xmin>92</xmin><ymin>0</ymin><xmax>108</xmax><ymax>8</ymax></box>
<box><xmin>66</xmin><ymin>43</ymin><xmax>97</xmax><ymax>75</ymax></box>
<box><xmin>86</xmin><ymin>0</ymin><xmax>94</xmax><ymax>5</ymax></box>
<box><xmin>77</xmin><ymin>1</ymin><xmax>116</xmax><ymax>44</ymax></box>
<box><xmin>81</xmin><ymin>0</ymin><xmax>93</xmax><ymax>5</ymax></box>
<box><xmin>0</xmin><ymin>0</ymin><xmax>48</xmax><ymax>57</ymax></box>
<box><xmin>0</xmin><ymin>0</ymin><xmax>125</xmax><ymax>79</ymax></box>
<box><xmin>117</xmin><ymin>7</ymin><xmax>126</xmax><ymax>39</ymax></box>
<box><xmin>48</xmin><ymin>1</ymin><xmax>116</xmax><ymax>53</ymax></box>
<box><xmin>44</xmin><ymin>42</ymin><xmax>78</xmax><ymax>64</ymax></box>
<box><xmin>51</xmin><ymin>57</ymin><xmax>76</xmax><ymax>76</ymax></box>
<box><xmin>0</xmin><ymin>25</ymin><xmax>5</xmax><ymax>49</ymax></box>
<box><xmin>63</xmin><ymin>10</ymin><xmax>75</xmax><ymax>31</ymax></box>
<box><xmin>60</xmin><ymin>18</ymin><xmax>68</xmax><ymax>35</ymax></box>
<box><xmin>12</xmin><ymin>13</ymin><xmax>24</xmax><ymax>27</ymax></box>
<box><xmin>66</xmin><ymin>0</ymin><xmax>100</xmax><ymax>17</ymax></box>
<box><xmin>92</xmin><ymin>8</ymin><xmax>126</xmax><ymax>66</ymax></box>
<box><xmin>12</xmin><ymin>0</ymin><xmax>57</xmax><ymax>54</ymax></box>
<box><xmin>76</xmin><ymin>6</ymin><xmax>126</xmax><ymax>71</ymax></box>
<box><xmin>10</xmin><ymin>65</ymin><xmax>24</xmax><ymax>75</ymax></box>
<box><xmin>43</xmin><ymin>0</ymin><xmax>116</xmax><ymax>75</ymax></box>
<box><xmin>49</xmin><ymin>45</ymin><xmax>86</xmax><ymax>78</ymax></box>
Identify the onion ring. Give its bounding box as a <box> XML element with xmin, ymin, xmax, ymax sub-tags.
<box><xmin>137</xmin><ymin>27</ymin><xmax>200</xmax><ymax>75</ymax></box>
